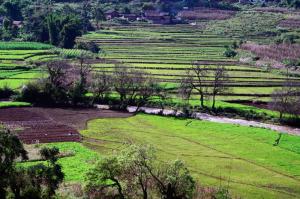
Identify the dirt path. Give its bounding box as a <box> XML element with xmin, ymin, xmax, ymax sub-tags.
<box><xmin>126</xmin><ymin>106</ymin><xmax>300</xmax><ymax>136</ymax></box>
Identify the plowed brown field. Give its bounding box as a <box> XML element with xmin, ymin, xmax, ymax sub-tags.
<box><xmin>0</xmin><ymin>107</ymin><xmax>132</xmax><ymax>144</ymax></box>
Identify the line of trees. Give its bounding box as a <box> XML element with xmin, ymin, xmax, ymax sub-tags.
<box><xmin>18</xmin><ymin>58</ymin><xmax>300</xmax><ymax>122</ymax></box>
<box><xmin>18</xmin><ymin>59</ymin><xmax>233</xmax><ymax>112</ymax></box>
<box><xmin>19</xmin><ymin>59</ymin><xmax>169</xmax><ymax>110</ymax></box>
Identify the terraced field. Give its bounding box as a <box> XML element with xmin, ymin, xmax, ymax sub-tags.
<box><xmin>80</xmin><ymin>23</ymin><xmax>300</xmax><ymax>102</ymax></box>
<box><xmin>0</xmin><ymin>42</ymin><xmax>57</xmax><ymax>89</ymax></box>
<box><xmin>0</xmin><ymin>43</ymin><xmax>93</xmax><ymax>90</ymax></box>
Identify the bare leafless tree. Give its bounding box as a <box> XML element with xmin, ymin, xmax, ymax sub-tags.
<box><xmin>113</xmin><ymin>65</ymin><xmax>139</xmax><ymax>109</ymax></box>
<box><xmin>113</xmin><ymin>65</ymin><xmax>156</xmax><ymax>110</ymax></box>
<box><xmin>136</xmin><ymin>76</ymin><xmax>158</xmax><ymax>111</ymax></box>
<box><xmin>154</xmin><ymin>84</ymin><xmax>169</xmax><ymax>113</ymax></box>
<box><xmin>187</xmin><ymin>63</ymin><xmax>209</xmax><ymax>108</ymax></box>
<box><xmin>68</xmin><ymin>57</ymin><xmax>92</xmax><ymax>106</ymax></box>
<box><xmin>71</xmin><ymin>55</ymin><xmax>92</xmax><ymax>90</ymax></box>
<box><xmin>210</xmin><ymin>66</ymin><xmax>230</xmax><ymax>110</ymax></box>
<box><xmin>90</xmin><ymin>71</ymin><xmax>112</xmax><ymax>103</ymax></box>
<box><xmin>269</xmin><ymin>82</ymin><xmax>300</xmax><ymax>119</ymax></box>
<box><xmin>179</xmin><ymin>70</ymin><xmax>193</xmax><ymax>105</ymax></box>
<box><xmin>45</xmin><ymin>60</ymin><xmax>72</xmax><ymax>89</ymax></box>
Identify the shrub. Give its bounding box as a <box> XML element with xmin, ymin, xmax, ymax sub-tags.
<box><xmin>0</xmin><ymin>85</ymin><xmax>15</xmax><ymax>99</ymax></box>
<box><xmin>283</xmin><ymin>34</ymin><xmax>299</xmax><ymax>44</ymax></box>
<box><xmin>18</xmin><ymin>81</ymin><xmax>48</xmax><ymax>105</ymax></box>
<box><xmin>51</xmin><ymin>48</ymin><xmax>94</xmax><ymax>59</ymax></box>
<box><xmin>76</xmin><ymin>41</ymin><xmax>101</xmax><ymax>54</ymax></box>
<box><xmin>276</xmin><ymin>34</ymin><xmax>299</xmax><ymax>44</ymax></box>
<box><xmin>223</xmin><ymin>46</ymin><xmax>237</xmax><ymax>58</ymax></box>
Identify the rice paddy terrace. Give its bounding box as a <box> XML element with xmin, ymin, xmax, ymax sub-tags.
<box><xmin>0</xmin><ymin>42</ymin><xmax>56</xmax><ymax>89</ymax></box>
<box><xmin>80</xmin><ymin>23</ymin><xmax>300</xmax><ymax>102</ymax></box>
<box><xmin>0</xmin><ymin>42</ymin><xmax>90</xmax><ymax>90</ymax></box>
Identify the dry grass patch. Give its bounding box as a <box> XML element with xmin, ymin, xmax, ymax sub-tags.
<box><xmin>178</xmin><ymin>7</ymin><xmax>236</xmax><ymax>21</ymax></box>
<box><xmin>241</xmin><ymin>42</ymin><xmax>300</xmax><ymax>63</ymax></box>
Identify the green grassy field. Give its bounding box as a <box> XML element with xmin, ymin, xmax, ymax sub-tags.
<box><xmin>0</xmin><ymin>43</ymin><xmax>56</xmax><ymax>90</ymax></box>
<box><xmin>81</xmin><ymin>114</ymin><xmax>300</xmax><ymax>199</ymax></box>
<box><xmin>22</xmin><ymin>142</ymin><xmax>99</xmax><ymax>182</ymax></box>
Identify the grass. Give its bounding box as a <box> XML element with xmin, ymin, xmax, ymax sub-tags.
<box><xmin>207</xmin><ymin>11</ymin><xmax>284</xmax><ymax>40</ymax></box>
<box><xmin>0</xmin><ymin>42</ymin><xmax>54</xmax><ymax>50</ymax></box>
<box><xmin>22</xmin><ymin>142</ymin><xmax>100</xmax><ymax>182</ymax></box>
<box><xmin>0</xmin><ymin>42</ymin><xmax>59</xmax><ymax>90</ymax></box>
<box><xmin>0</xmin><ymin>101</ymin><xmax>31</xmax><ymax>108</ymax></box>
<box><xmin>51</xmin><ymin>48</ymin><xmax>94</xmax><ymax>59</ymax></box>
<box><xmin>81</xmin><ymin>114</ymin><xmax>300</xmax><ymax>199</ymax></box>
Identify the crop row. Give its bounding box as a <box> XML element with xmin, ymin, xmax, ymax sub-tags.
<box><xmin>0</xmin><ymin>42</ymin><xmax>54</xmax><ymax>50</ymax></box>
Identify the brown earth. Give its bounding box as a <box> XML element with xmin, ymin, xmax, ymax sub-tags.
<box><xmin>0</xmin><ymin>107</ymin><xmax>132</xmax><ymax>144</ymax></box>
<box><xmin>279</xmin><ymin>18</ymin><xmax>300</xmax><ymax>29</ymax></box>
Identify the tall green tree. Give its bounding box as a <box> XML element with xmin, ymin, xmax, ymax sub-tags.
<box><xmin>2</xmin><ymin>0</ymin><xmax>23</xmax><ymax>20</ymax></box>
<box><xmin>59</xmin><ymin>15</ymin><xmax>82</xmax><ymax>48</ymax></box>
<box><xmin>46</xmin><ymin>14</ymin><xmax>60</xmax><ymax>46</ymax></box>
<box><xmin>0</xmin><ymin>129</ymin><xmax>27</xmax><ymax>199</ymax></box>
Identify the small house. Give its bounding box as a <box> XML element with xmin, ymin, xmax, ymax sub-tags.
<box><xmin>12</xmin><ymin>21</ymin><xmax>23</xmax><ymax>28</ymax></box>
<box><xmin>143</xmin><ymin>11</ymin><xmax>171</xmax><ymax>24</ymax></box>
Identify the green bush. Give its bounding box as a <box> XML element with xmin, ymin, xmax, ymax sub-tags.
<box><xmin>276</xmin><ymin>34</ymin><xmax>299</xmax><ymax>44</ymax></box>
<box><xmin>0</xmin><ymin>85</ymin><xmax>15</xmax><ymax>99</ymax></box>
<box><xmin>223</xmin><ymin>46</ymin><xmax>237</xmax><ymax>58</ymax></box>
<box><xmin>75</xmin><ymin>41</ymin><xmax>100</xmax><ymax>54</ymax></box>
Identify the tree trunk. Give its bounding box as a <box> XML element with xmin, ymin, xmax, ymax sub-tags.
<box><xmin>200</xmin><ymin>94</ymin><xmax>204</xmax><ymax>108</ymax></box>
<box><xmin>114</xmin><ymin>180</ymin><xmax>125</xmax><ymax>199</ymax></box>
<box><xmin>142</xmin><ymin>188</ymin><xmax>148</xmax><ymax>199</ymax></box>
<box><xmin>0</xmin><ymin>188</ymin><xmax>6</xmax><ymax>199</ymax></box>
<box><xmin>212</xmin><ymin>94</ymin><xmax>216</xmax><ymax>110</ymax></box>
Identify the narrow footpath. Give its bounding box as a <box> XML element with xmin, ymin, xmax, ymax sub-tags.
<box><xmin>123</xmin><ymin>106</ymin><xmax>300</xmax><ymax>136</ymax></box>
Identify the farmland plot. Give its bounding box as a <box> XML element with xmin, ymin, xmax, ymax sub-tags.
<box><xmin>81</xmin><ymin>114</ymin><xmax>300</xmax><ymax>199</ymax></box>
<box><xmin>80</xmin><ymin>23</ymin><xmax>300</xmax><ymax>102</ymax></box>
<box><xmin>0</xmin><ymin>107</ymin><xmax>132</xmax><ymax>144</ymax></box>
<box><xmin>0</xmin><ymin>43</ymin><xmax>57</xmax><ymax>89</ymax></box>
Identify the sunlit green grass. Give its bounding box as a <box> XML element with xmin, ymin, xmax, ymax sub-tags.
<box><xmin>0</xmin><ymin>101</ymin><xmax>31</xmax><ymax>108</ymax></box>
<box><xmin>0</xmin><ymin>42</ymin><xmax>54</xmax><ymax>50</ymax></box>
<box><xmin>22</xmin><ymin>142</ymin><xmax>100</xmax><ymax>182</ymax></box>
<box><xmin>0</xmin><ymin>79</ymin><xmax>31</xmax><ymax>89</ymax></box>
<box><xmin>81</xmin><ymin>114</ymin><xmax>300</xmax><ymax>199</ymax></box>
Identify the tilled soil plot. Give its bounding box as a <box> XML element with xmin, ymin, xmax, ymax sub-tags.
<box><xmin>0</xmin><ymin>107</ymin><xmax>132</xmax><ymax>144</ymax></box>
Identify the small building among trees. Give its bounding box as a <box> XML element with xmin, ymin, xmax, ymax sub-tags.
<box><xmin>12</xmin><ymin>20</ymin><xmax>23</xmax><ymax>28</ymax></box>
<box><xmin>143</xmin><ymin>11</ymin><xmax>171</xmax><ymax>24</ymax></box>
<box><xmin>105</xmin><ymin>10</ymin><xmax>120</xmax><ymax>20</ymax></box>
